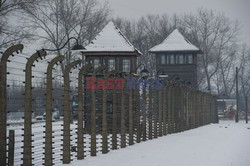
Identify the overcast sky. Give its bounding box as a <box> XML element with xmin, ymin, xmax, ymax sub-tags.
<box><xmin>107</xmin><ymin>0</ymin><xmax>250</xmax><ymax>45</ymax></box>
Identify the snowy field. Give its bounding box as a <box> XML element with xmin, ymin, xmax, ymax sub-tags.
<box><xmin>64</xmin><ymin>121</ymin><xmax>250</xmax><ymax>166</ymax></box>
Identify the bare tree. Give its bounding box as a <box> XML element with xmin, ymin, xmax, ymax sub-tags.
<box><xmin>0</xmin><ymin>0</ymin><xmax>38</xmax><ymax>48</ymax></box>
<box><xmin>239</xmin><ymin>45</ymin><xmax>250</xmax><ymax>103</ymax></box>
<box><xmin>184</xmin><ymin>8</ymin><xmax>240</xmax><ymax>92</ymax></box>
<box><xmin>23</xmin><ymin>0</ymin><xmax>109</xmax><ymax>71</ymax></box>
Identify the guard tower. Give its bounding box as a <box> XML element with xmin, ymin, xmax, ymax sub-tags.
<box><xmin>80</xmin><ymin>21</ymin><xmax>142</xmax><ymax>131</ymax></box>
<box><xmin>149</xmin><ymin>29</ymin><xmax>201</xmax><ymax>89</ymax></box>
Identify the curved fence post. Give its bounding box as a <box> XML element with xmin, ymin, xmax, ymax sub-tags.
<box><xmin>23</xmin><ymin>50</ymin><xmax>47</xmax><ymax>166</ymax></box>
<box><xmin>0</xmin><ymin>44</ymin><xmax>23</xmax><ymax>166</ymax></box>
<box><xmin>90</xmin><ymin>65</ymin><xmax>105</xmax><ymax>156</ymax></box>
<box><xmin>153</xmin><ymin>87</ymin><xmax>158</xmax><ymax>138</ymax></box>
<box><xmin>158</xmin><ymin>85</ymin><xmax>163</xmax><ymax>137</ymax></box>
<box><xmin>168</xmin><ymin>84</ymin><xmax>173</xmax><ymax>134</ymax></box>
<box><xmin>112</xmin><ymin>76</ymin><xmax>118</xmax><ymax>150</ymax></box>
<box><xmin>136</xmin><ymin>77</ymin><xmax>141</xmax><ymax>143</ymax></box>
<box><xmin>77</xmin><ymin>63</ymin><xmax>91</xmax><ymax>159</ymax></box>
<box><xmin>128</xmin><ymin>75</ymin><xmax>135</xmax><ymax>145</ymax></box>
<box><xmin>45</xmin><ymin>55</ymin><xmax>64</xmax><ymax>166</ymax></box>
<box><xmin>120</xmin><ymin>77</ymin><xmax>126</xmax><ymax>148</ymax></box>
<box><xmin>148</xmin><ymin>86</ymin><xmax>153</xmax><ymax>139</ymax></box>
<box><xmin>63</xmin><ymin>60</ymin><xmax>82</xmax><ymax>164</ymax></box>
<box><xmin>102</xmin><ymin>70</ymin><xmax>116</xmax><ymax>153</ymax></box>
<box><xmin>162</xmin><ymin>82</ymin><xmax>167</xmax><ymax>136</ymax></box>
<box><xmin>142</xmin><ymin>79</ymin><xmax>147</xmax><ymax>141</ymax></box>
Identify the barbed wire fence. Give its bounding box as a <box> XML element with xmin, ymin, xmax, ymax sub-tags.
<box><xmin>0</xmin><ymin>44</ymin><xmax>218</xmax><ymax>166</ymax></box>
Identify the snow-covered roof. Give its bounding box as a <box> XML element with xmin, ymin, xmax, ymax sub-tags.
<box><xmin>82</xmin><ymin>21</ymin><xmax>141</xmax><ymax>55</ymax></box>
<box><xmin>149</xmin><ymin>29</ymin><xmax>200</xmax><ymax>52</ymax></box>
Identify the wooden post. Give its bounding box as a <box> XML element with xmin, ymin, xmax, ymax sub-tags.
<box><xmin>45</xmin><ymin>55</ymin><xmax>64</xmax><ymax>165</ymax></box>
<box><xmin>23</xmin><ymin>50</ymin><xmax>47</xmax><ymax>166</ymax></box>
<box><xmin>0</xmin><ymin>44</ymin><xmax>23</xmax><ymax>166</ymax></box>
<box><xmin>8</xmin><ymin>130</ymin><xmax>15</xmax><ymax>166</ymax></box>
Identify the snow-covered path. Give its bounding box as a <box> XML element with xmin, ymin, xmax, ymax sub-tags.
<box><xmin>64</xmin><ymin>121</ymin><xmax>250</xmax><ymax>166</ymax></box>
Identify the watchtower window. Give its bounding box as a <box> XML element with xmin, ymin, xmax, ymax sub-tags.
<box><xmin>122</xmin><ymin>59</ymin><xmax>130</xmax><ymax>73</ymax></box>
<box><xmin>93</xmin><ymin>59</ymin><xmax>100</xmax><ymax>69</ymax></box>
<box><xmin>169</xmin><ymin>54</ymin><xmax>175</xmax><ymax>64</ymax></box>
<box><xmin>178</xmin><ymin>54</ymin><xmax>184</xmax><ymax>64</ymax></box>
<box><xmin>161</xmin><ymin>55</ymin><xmax>166</xmax><ymax>65</ymax></box>
<box><xmin>108</xmin><ymin>59</ymin><xmax>115</xmax><ymax>71</ymax></box>
<box><xmin>187</xmin><ymin>54</ymin><xmax>193</xmax><ymax>64</ymax></box>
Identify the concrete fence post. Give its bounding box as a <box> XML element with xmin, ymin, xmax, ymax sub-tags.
<box><xmin>136</xmin><ymin>78</ymin><xmax>141</xmax><ymax>143</ymax></box>
<box><xmin>162</xmin><ymin>83</ymin><xmax>167</xmax><ymax>136</ymax></box>
<box><xmin>62</xmin><ymin>60</ymin><xmax>82</xmax><ymax>163</ymax></box>
<box><xmin>120</xmin><ymin>78</ymin><xmax>126</xmax><ymax>148</ymax></box>
<box><xmin>0</xmin><ymin>44</ymin><xmax>23</xmax><ymax>166</ymax></box>
<box><xmin>153</xmin><ymin>88</ymin><xmax>158</xmax><ymax>138</ymax></box>
<box><xmin>45</xmin><ymin>55</ymin><xmax>64</xmax><ymax>166</ymax></box>
<box><xmin>128</xmin><ymin>76</ymin><xmax>134</xmax><ymax>145</ymax></box>
<box><xmin>77</xmin><ymin>63</ymin><xmax>91</xmax><ymax>159</ymax></box>
<box><xmin>142</xmin><ymin>80</ymin><xmax>147</xmax><ymax>141</ymax></box>
<box><xmin>158</xmin><ymin>86</ymin><xmax>163</xmax><ymax>137</ymax></box>
<box><xmin>90</xmin><ymin>65</ymin><xmax>104</xmax><ymax>156</ymax></box>
<box><xmin>8</xmin><ymin>130</ymin><xmax>15</xmax><ymax>166</ymax></box>
<box><xmin>23</xmin><ymin>50</ymin><xmax>47</xmax><ymax>166</ymax></box>
<box><xmin>148</xmin><ymin>87</ymin><xmax>153</xmax><ymax>140</ymax></box>
<box><xmin>168</xmin><ymin>85</ymin><xmax>173</xmax><ymax>134</ymax></box>
<box><xmin>102</xmin><ymin>70</ymin><xmax>116</xmax><ymax>153</ymax></box>
<box><xmin>112</xmin><ymin>81</ymin><xmax>118</xmax><ymax>150</ymax></box>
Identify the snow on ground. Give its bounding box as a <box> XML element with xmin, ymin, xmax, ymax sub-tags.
<box><xmin>65</xmin><ymin>121</ymin><xmax>250</xmax><ymax>166</ymax></box>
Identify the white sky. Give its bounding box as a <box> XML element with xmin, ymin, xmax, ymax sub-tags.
<box><xmin>106</xmin><ymin>0</ymin><xmax>250</xmax><ymax>45</ymax></box>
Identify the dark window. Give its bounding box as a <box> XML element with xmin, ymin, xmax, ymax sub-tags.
<box><xmin>108</xmin><ymin>59</ymin><xmax>115</xmax><ymax>71</ymax></box>
<box><xmin>122</xmin><ymin>59</ymin><xmax>130</xmax><ymax>73</ymax></box>
<box><xmin>166</xmin><ymin>55</ymin><xmax>169</xmax><ymax>64</ymax></box>
<box><xmin>170</xmin><ymin>54</ymin><xmax>175</xmax><ymax>64</ymax></box>
<box><xmin>161</xmin><ymin>55</ymin><xmax>166</xmax><ymax>65</ymax></box>
<box><xmin>178</xmin><ymin>54</ymin><xmax>184</xmax><ymax>64</ymax></box>
<box><xmin>93</xmin><ymin>59</ymin><xmax>100</xmax><ymax>69</ymax></box>
<box><xmin>187</xmin><ymin>54</ymin><xmax>193</xmax><ymax>64</ymax></box>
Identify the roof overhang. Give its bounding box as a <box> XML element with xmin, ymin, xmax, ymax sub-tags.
<box><xmin>149</xmin><ymin>49</ymin><xmax>202</xmax><ymax>54</ymax></box>
<box><xmin>81</xmin><ymin>50</ymin><xmax>142</xmax><ymax>56</ymax></box>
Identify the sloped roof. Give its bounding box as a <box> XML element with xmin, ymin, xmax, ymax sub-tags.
<box><xmin>82</xmin><ymin>21</ymin><xmax>141</xmax><ymax>55</ymax></box>
<box><xmin>149</xmin><ymin>29</ymin><xmax>200</xmax><ymax>52</ymax></box>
